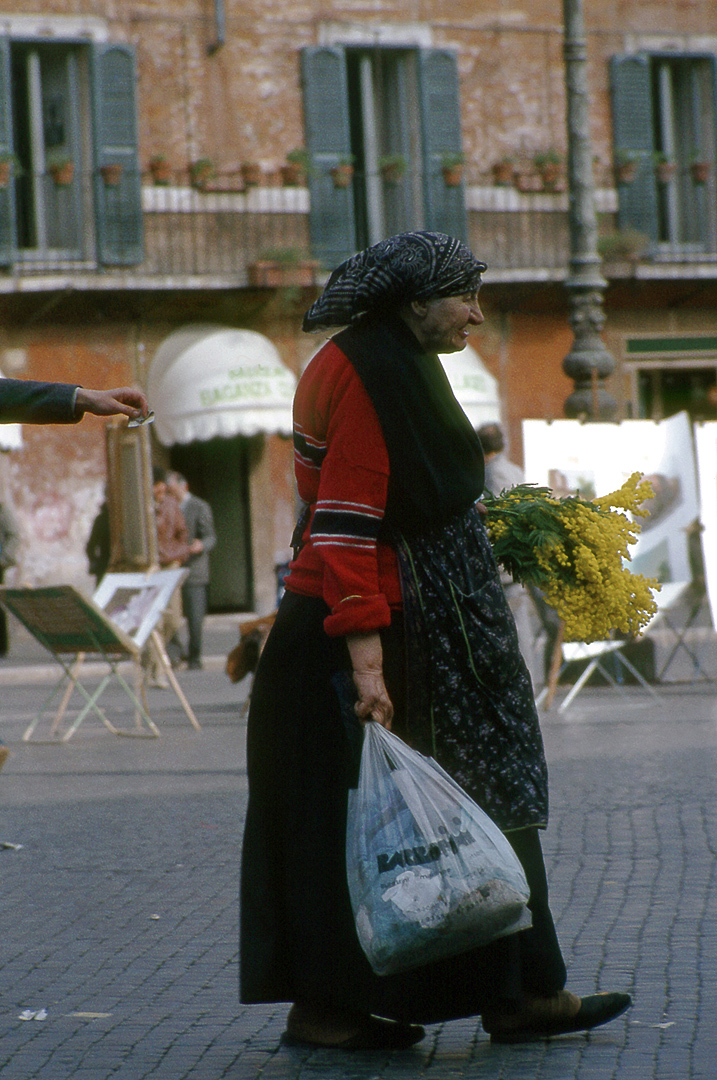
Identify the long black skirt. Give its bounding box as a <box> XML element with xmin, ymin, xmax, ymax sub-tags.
<box><xmin>240</xmin><ymin>590</ymin><xmax>566</xmax><ymax>1023</ymax></box>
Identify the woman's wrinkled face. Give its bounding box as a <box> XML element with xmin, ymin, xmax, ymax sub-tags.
<box><xmin>417</xmin><ymin>290</ymin><xmax>484</xmax><ymax>353</ymax></box>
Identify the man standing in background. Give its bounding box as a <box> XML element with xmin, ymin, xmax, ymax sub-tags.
<box><xmin>0</xmin><ymin>499</ymin><xmax>20</xmax><ymax>656</ymax></box>
<box><xmin>143</xmin><ymin>467</ymin><xmax>193</xmax><ymax>688</ymax></box>
<box><xmin>476</xmin><ymin>421</ymin><xmax>544</xmax><ymax>688</ymax></box>
<box><xmin>476</xmin><ymin>421</ymin><xmax>524</xmax><ymax>495</ymax></box>
<box><xmin>167</xmin><ymin>472</ymin><xmax>216</xmax><ymax>670</ymax></box>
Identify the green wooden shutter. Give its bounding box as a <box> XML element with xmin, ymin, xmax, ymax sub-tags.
<box><xmin>91</xmin><ymin>43</ymin><xmax>143</xmax><ymax>265</ymax></box>
<box><xmin>0</xmin><ymin>37</ymin><xmax>15</xmax><ymax>266</ymax></box>
<box><xmin>711</xmin><ymin>55</ymin><xmax>717</xmax><ymax>185</ymax></box>
<box><xmin>301</xmin><ymin>46</ymin><xmax>356</xmax><ymax>270</ymax></box>
<box><xmin>610</xmin><ymin>53</ymin><xmax>658</xmax><ymax>240</ymax></box>
<box><xmin>418</xmin><ymin>49</ymin><xmax>467</xmax><ymax>242</ymax></box>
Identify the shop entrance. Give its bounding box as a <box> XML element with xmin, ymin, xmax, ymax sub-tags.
<box><xmin>634</xmin><ymin>363</ymin><xmax>717</xmax><ymax>421</ymax></box>
<box><xmin>170</xmin><ymin>435</ymin><xmax>253</xmax><ymax>612</ymax></box>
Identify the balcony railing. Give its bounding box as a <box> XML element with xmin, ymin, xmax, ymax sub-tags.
<box><xmin>0</xmin><ymin>166</ymin><xmax>715</xmax><ymax>289</ymax></box>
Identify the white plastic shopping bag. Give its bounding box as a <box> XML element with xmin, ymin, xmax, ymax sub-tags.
<box><xmin>346</xmin><ymin>722</ymin><xmax>531</xmax><ymax>976</ymax></box>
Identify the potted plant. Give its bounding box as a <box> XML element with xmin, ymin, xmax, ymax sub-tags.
<box><xmin>441</xmin><ymin>151</ymin><xmax>465</xmax><ymax>187</ymax></box>
<box><xmin>653</xmin><ymin>152</ymin><xmax>677</xmax><ymax>184</ymax></box>
<box><xmin>47</xmin><ymin>154</ymin><xmax>74</xmax><ymax>186</ymax></box>
<box><xmin>690</xmin><ymin>152</ymin><xmax>711</xmax><ymax>185</ymax></box>
<box><xmin>330</xmin><ymin>156</ymin><xmax>355</xmax><ymax>189</ymax></box>
<box><xmin>513</xmin><ymin>165</ymin><xmax>542</xmax><ymax>192</ymax></box>
<box><xmin>491</xmin><ymin>156</ymin><xmax>515</xmax><ymax>186</ymax></box>
<box><xmin>148</xmin><ymin>154</ymin><xmax>173</xmax><ymax>185</ymax></box>
<box><xmin>597</xmin><ymin>228</ymin><xmax>650</xmax><ymax>266</ymax></box>
<box><xmin>534</xmin><ymin>149</ymin><xmax>563</xmax><ymax>190</ymax></box>
<box><xmin>378</xmin><ymin>154</ymin><xmax>407</xmax><ymax>185</ymax></box>
<box><xmin>281</xmin><ymin>148</ymin><xmax>310</xmax><ymax>186</ymax></box>
<box><xmin>248</xmin><ymin>247</ymin><xmax>320</xmax><ymax>287</ymax></box>
<box><xmin>189</xmin><ymin>157</ymin><xmax>215</xmax><ymax>190</ymax></box>
<box><xmin>241</xmin><ymin>161</ymin><xmax>262</xmax><ymax>187</ymax></box>
<box><xmin>613</xmin><ymin>149</ymin><xmax>640</xmax><ymax>185</ymax></box>
<box><xmin>99</xmin><ymin>162</ymin><xmax>123</xmax><ymax>187</ymax></box>
<box><xmin>0</xmin><ymin>153</ymin><xmax>19</xmax><ymax>187</ymax></box>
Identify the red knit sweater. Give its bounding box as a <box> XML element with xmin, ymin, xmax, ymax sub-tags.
<box><xmin>285</xmin><ymin>338</ymin><xmax>403</xmax><ymax>636</ymax></box>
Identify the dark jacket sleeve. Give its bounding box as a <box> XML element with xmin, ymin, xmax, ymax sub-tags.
<box><xmin>0</xmin><ymin>380</ymin><xmax>79</xmax><ymax>424</ymax></box>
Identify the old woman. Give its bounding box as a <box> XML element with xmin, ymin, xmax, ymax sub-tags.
<box><xmin>240</xmin><ymin>232</ymin><xmax>630</xmax><ymax>1049</ymax></box>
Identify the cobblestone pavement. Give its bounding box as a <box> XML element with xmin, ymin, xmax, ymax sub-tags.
<box><xmin>0</xmin><ymin>658</ymin><xmax>715</xmax><ymax>1079</ymax></box>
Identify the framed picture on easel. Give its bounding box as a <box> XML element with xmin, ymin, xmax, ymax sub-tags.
<box><xmin>522</xmin><ymin>412</ymin><xmax>699</xmax><ymax>584</ymax></box>
<box><xmin>92</xmin><ymin>568</ymin><xmax>186</xmax><ymax>651</ymax></box>
<box><xmin>105</xmin><ymin>422</ymin><xmax>158</xmax><ymax>571</ymax></box>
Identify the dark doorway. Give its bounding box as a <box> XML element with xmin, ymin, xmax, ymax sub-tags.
<box><xmin>170</xmin><ymin>434</ymin><xmax>253</xmax><ymax>611</ymax></box>
<box><xmin>637</xmin><ymin>366</ymin><xmax>717</xmax><ymax>420</ymax></box>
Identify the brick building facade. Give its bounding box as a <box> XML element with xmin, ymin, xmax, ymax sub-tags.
<box><xmin>1</xmin><ymin>1</ymin><xmax>716</xmax><ymax>614</ymax></box>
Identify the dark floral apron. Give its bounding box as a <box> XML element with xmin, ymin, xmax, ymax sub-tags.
<box><xmin>395</xmin><ymin>503</ymin><xmax>549</xmax><ymax>832</ymax></box>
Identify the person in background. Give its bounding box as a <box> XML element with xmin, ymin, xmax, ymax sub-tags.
<box><xmin>0</xmin><ymin>381</ymin><xmax>148</xmax><ymax>425</ymax></box>
<box><xmin>476</xmin><ymin>421</ymin><xmax>524</xmax><ymax>495</ymax></box>
<box><xmin>692</xmin><ymin>382</ymin><xmax>717</xmax><ymax>422</ymax></box>
<box><xmin>0</xmin><ymin>499</ymin><xmax>20</xmax><ymax>657</ymax></box>
<box><xmin>86</xmin><ymin>497</ymin><xmax>111</xmax><ymax>589</ymax></box>
<box><xmin>143</xmin><ymin>467</ymin><xmax>195</xmax><ymax>688</ymax></box>
<box><xmin>476</xmin><ymin>422</ymin><xmax>543</xmax><ymax>686</ymax></box>
<box><xmin>166</xmin><ymin>472</ymin><xmax>216</xmax><ymax>670</ymax></box>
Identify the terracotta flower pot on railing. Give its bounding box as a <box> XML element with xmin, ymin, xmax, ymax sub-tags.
<box><xmin>513</xmin><ymin>169</ymin><xmax>542</xmax><ymax>193</ymax></box>
<box><xmin>100</xmin><ymin>163</ymin><xmax>123</xmax><ymax>187</ymax></box>
<box><xmin>691</xmin><ymin>161</ymin><xmax>711</xmax><ymax>185</ymax></box>
<box><xmin>190</xmin><ymin>159</ymin><xmax>215</xmax><ymax>190</ymax></box>
<box><xmin>441</xmin><ymin>164</ymin><xmax>464</xmax><ymax>187</ymax></box>
<box><xmin>330</xmin><ymin>162</ymin><xmax>355</xmax><ymax>189</ymax></box>
<box><xmin>281</xmin><ymin>148</ymin><xmax>310</xmax><ymax>187</ymax></box>
<box><xmin>48</xmin><ymin>160</ymin><xmax>75</xmax><ymax>186</ymax></box>
<box><xmin>654</xmin><ymin>156</ymin><xmax>677</xmax><ymax>184</ymax></box>
<box><xmin>491</xmin><ymin>159</ymin><xmax>515</xmax><ymax>186</ymax></box>
<box><xmin>379</xmin><ymin>155</ymin><xmax>407</xmax><ymax>186</ymax></box>
<box><xmin>280</xmin><ymin>163</ymin><xmax>304</xmax><ymax>186</ymax></box>
<box><xmin>534</xmin><ymin>151</ymin><xmax>564</xmax><ymax>192</ymax></box>
<box><xmin>248</xmin><ymin>254</ymin><xmax>320</xmax><ymax>287</ymax></box>
<box><xmin>149</xmin><ymin>156</ymin><xmax>173</xmax><ymax>185</ymax></box>
<box><xmin>440</xmin><ymin>153</ymin><xmax>465</xmax><ymax>188</ymax></box>
<box><xmin>241</xmin><ymin>162</ymin><xmax>262</xmax><ymax>187</ymax></box>
<box><xmin>615</xmin><ymin>160</ymin><xmax>638</xmax><ymax>184</ymax></box>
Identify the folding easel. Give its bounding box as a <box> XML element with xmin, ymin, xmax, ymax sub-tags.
<box><xmin>0</xmin><ymin>581</ymin><xmax>200</xmax><ymax>741</ymax></box>
<box><xmin>91</xmin><ymin>568</ymin><xmax>200</xmax><ymax>734</ymax></box>
<box><xmin>654</xmin><ymin>581</ymin><xmax>713</xmax><ymax>682</ymax></box>
<box><xmin>538</xmin><ymin>637</ymin><xmax>662</xmax><ymax>714</ymax></box>
<box><xmin>536</xmin><ymin>582</ymin><xmax>691</xmax><ymax>714</ymax></box>
<box><xmin>0</xmin><ymin>585</ymin><xmax>159</xmax><ymax>741</ymax></box>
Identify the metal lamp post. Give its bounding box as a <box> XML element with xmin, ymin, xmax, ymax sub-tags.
<box><xmin>562</xmin><ymin>0</ymin><xmax>617</xmax><ymax>419</ymax></box>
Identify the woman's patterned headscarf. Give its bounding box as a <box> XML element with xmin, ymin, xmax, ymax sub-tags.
<box><xmin>302</xmin><ymin>231</ymin><xmax>487</xmax><ymax>331</ymax></box>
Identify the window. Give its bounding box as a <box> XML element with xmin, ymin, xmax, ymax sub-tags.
<box><xmin>0</xmin><ymin>38</ymin><xmax>142</xmax><ymax>267</ymax></box>
<box><xmin>635</xmin><ymin>365</ymin><xmax>717</xmax><ymax>420</ymax></box>
<box><xmin>610</xmin><ymin>52</ymin><xmax>717</xmax><ymax>257</ymax></box>
<box><xmin>301</xmin><ymin>46</ymin><xmax>466</xmax><ymax>268</ymax></box>
<box><xmin>346</xmin><ymin>49</ymin><xmax>423</xmax><ymax>248</ymax></box>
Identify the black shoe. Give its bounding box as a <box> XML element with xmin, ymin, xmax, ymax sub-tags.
<box><xmin>187</xmin><ymin>659</ymin><xmax>202</xmax><ymax>670</ymax></box>
<box><xmin>282</xmin><ymin>1010</ymin><xmax>425</xmax><ymax>1051</ymax></box>
<box><xmin>484</xmin><ymin>990</ymin><xmax>632</xmax><ymax>1043</ymax></box>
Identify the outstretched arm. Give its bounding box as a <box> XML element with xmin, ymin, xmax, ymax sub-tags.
<box><xmin>74</xmin><ymin>386</ymin><xmax>148</xmax><ymax>420</ymax></box>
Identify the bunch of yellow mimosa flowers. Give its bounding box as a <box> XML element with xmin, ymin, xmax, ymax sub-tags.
<box><xmin>483</xmin><ymin>472</ymin><xmax>660</xmax><ymax>642</ymax></box>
